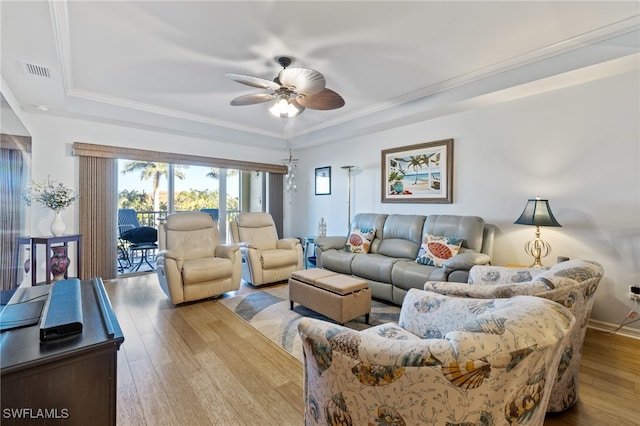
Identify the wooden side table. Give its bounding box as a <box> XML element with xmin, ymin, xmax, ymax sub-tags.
<box><xmin>24</xmin><ymin>235</ymin><xmax>83</xmax><ymax>285</ymax></box>
<box><xmin>506</xmin><ymin>263</ymin><xmax>530</xmax><ymax>268</ymax></box>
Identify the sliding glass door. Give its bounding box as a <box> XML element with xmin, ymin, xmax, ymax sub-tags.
<box><xmin>117</xmin><ymin>160</ymin><xmax>269</xmax><ymax>274</ymax></box>
<box><xmin>74</xmin><ymin>142</ymin><xmax>285</xmax><ymax>279</ymax></box>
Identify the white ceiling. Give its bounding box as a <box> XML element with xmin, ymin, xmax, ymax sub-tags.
<box><xmin>1</xmin><ymin>1</ymin><xmax>639</xmax><ymax>149</ymax></box>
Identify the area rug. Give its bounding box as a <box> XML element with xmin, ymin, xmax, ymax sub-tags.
<box><xmin>218</xmin><ymin>284</ymin><xmax>400</xmax><ymax>362</ymax></box>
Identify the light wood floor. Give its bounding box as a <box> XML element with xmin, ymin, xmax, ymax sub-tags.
<box><xmin>106</xmin><ymin>273</ymin><xmax>640</xmax><ymax>426</ymax></box>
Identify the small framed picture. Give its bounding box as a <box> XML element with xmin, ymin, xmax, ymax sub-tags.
<box><xmin>315</xmin><ymin>166</ymin><xmax>331</xmax><ymax>195</ymax></box>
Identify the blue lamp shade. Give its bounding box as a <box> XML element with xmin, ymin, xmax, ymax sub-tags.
<box><xmin>514</xmin><ymin>198</ymin><xmax>562</xmax><ymax>227</ymax></box>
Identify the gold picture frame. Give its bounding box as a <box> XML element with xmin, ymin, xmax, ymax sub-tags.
<box><xmin>381</xmin><ymin>139</ymin><xmax>453</xmax><ymax>203</ymax></box>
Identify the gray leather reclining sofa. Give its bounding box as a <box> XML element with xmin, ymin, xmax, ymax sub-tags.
<box><xmin>315</xmin><ymin>213</ymin><xmax>495</xmax><ymax>305</ymax></box>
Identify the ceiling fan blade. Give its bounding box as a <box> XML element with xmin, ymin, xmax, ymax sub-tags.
<box><xmin>297</xmin><ymin>88</ymin><xmax>345</xmax><ymax>110</ymax></box>
<box><xmin>225</xmin><ymin>73</ymin><xmax>280</xmax><ymax>90</ymax></box>
<box><xmin>278</xmin><ymin>67</ymin><xmax>326</xmax><ymax>95</ymax></box>
<box><xmin>230</xmin><ymin>93</ymin><xmax>275</xmax><ymax>106</ymax></box>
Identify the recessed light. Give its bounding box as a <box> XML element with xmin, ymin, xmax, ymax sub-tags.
<box><xmin>35</xmin><ymin>105</ymin><xmax>50</xmax><ymax>111</ymax></box>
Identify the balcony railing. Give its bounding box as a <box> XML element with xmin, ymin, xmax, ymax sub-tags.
<box><xmin>135</xmin><ymin>211</ymin><xmax>165</xmax><ymax>228</ymax></box>
<box><xmin>133</xmin><ymin>210</ymin><xmax>241</xmax><ymax>228</ymax></box>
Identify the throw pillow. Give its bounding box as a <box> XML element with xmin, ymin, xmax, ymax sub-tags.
<box><xmin>442</xmin><ymin>252</ymin><xmax>491</xmax><ymax>273</ymax></box>
<box><xmin>416</xmin><ymin>234</ymin><xmax>462</xmax><ymax>267</ymax></box>
<box><xmin>344</xmin><ymin>228</ymin><xmax>376</xmax><ymax>253</ymax></box>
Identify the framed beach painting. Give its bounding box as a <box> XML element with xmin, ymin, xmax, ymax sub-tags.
<box><xmin>381</xmin><ymin>139</ymin><xmax>453</xmax><ymax>203</ymax></box>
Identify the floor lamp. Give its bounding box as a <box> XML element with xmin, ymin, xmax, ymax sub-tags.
<box><xmin>341</xmin><ymin>166</ymin><xmax>358</xmax><ymax>232</ymax></box>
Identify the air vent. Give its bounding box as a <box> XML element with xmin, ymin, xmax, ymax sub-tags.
<box><xmin>22</xmin><ymin>62</ymin><xmax>51</xmax><ymax>78</ymax></box>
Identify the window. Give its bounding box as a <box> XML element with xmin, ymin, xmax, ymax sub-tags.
<box><xmin>117</xmin><ymin>161</ymin><xmax>262</xmax><ymax>244</ymax></box>
<box><xmin>74</xmin><ymin>142</ymin><xmax>286</xmax><ymax>277</ymax></box>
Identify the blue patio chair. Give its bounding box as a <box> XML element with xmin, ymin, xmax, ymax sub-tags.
<box><xmin>118</xmin><ymin>209</ymin><xmax>158</xmax><ymax>244</ymax></box>
<box><xmin>199</xmin><ymin>208</ymin><xmax>219</xmax><ymax>222</ymax></box>
<box><xmin>118</xmin><ymin>209</ymin><xmax>158</xmax><ymax>272</ymax></box>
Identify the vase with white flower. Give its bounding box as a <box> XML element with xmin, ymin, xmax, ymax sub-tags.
<box><xmin>24</xmin><ymin>176</ymin><xmax>79</xmax><ymax>236</ymax></box>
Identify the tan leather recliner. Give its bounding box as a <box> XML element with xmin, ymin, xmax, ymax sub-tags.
<box><xmin>156</xmin><ymin>212</ymin><xmax>241</xmax><ymax>304</ymax></box>
<box><xmin>229</xmin><ymin>212</ymin><xmax>303</xmax><ymax>286</ymax></box>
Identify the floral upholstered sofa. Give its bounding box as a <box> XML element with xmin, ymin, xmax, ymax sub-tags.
<box><xmin>298</xmin><ymin>288</ymin><xmax>574</xmax><ymax>425</ymax></box>
<box><xmin>423</xmin><ymin>259</ymin><xmax>603</xmax><ymax>412</ymax></box>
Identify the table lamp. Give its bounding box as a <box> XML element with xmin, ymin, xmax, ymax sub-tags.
<box><xmin>514</xmin><ymin>197</ymin><xmax>562</xmax><ymax>267</ymax></box>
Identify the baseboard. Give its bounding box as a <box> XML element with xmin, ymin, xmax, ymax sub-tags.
<box><xmin>588</xmin><ymin>319</ymin><xmax>640</xmax><ymax>340</ymax></box>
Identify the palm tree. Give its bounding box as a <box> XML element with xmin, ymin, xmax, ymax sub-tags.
<box><xmin>117</xmin><ymin>189</ymin><xmax>152</xmax><ymax>211</ymax></box>
<box><xmin>206</xmin><ymin>167</ymin><xmax>238</xmax><ymax>180</ymax></box>
<box><xmin>428</xmin><ymin>152</ymin><xmax>441</xmax><ymax>190</ymax></box>
<box><xmin>206</xmin><ymin>168</ymin><xmax>219</xmax><ymax>179</ymax></box>
<box><xmin>121</xmin><ymin>161</ymin><xmax>187</xmax><ymax>211</ymax></box>
<box><xmin>407</xmin><ymin>155</ymin><xmax>428</xmax><ymax>184</ymax></box>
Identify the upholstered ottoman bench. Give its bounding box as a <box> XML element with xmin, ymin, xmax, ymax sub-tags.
<box><xmin>289</xmin><ymin>268</ymin><xmax>371</xmax><ymax>325</ymax></box>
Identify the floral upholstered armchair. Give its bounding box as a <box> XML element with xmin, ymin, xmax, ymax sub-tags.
<box><xmin>298</xmin><ymin>289</ymin><xmax>574</xmax><ymax>426</ymax></box>
<box><xmin>424</xmin><ymin>259</ymin><xmax>603</xmax><ymax>412</ymax></box>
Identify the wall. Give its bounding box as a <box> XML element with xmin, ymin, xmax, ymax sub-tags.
<box><xmin>289</xmin><ymin>69</ymin><xmax>640</xmax><ymax>332</ymax></box>
<box><xmin>12</xmin><ymin>112</ymin><xmax>291</xmax><ymax>281</ymax></box>
<box><xmin>14</xmin><ymin>113</ymin><xmax>286</xmax><ymax>233</ymax></box>
<box><xmin>1</xmin><ymin>102</ymin><xmax>29</xmax><ymax>136</ymax></box>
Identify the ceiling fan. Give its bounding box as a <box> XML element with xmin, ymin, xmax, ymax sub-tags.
<box><xmin>225</xmin><ymin>56</ymin><xmax>345</xmax><ymax>118</ymax></box>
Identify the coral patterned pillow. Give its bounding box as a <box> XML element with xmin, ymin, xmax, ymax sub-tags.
<box><xmin>416</xmin><ymin>234</ymin><xmax>462</xmax><ymax>267</ymax></box>
<box><xmin>344</xmin><ymin>228</ymin><xmax>376</xmax><ymax>253</ymax></box>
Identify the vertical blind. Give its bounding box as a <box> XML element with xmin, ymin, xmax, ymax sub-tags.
<box><xmin>268</xmin><ymin>173</ymin><xmax>284</xmax><ymax>238</ymax></box>
<box><xmin>79</xmin><ymin>156</ymin><xmax>118</xmax><ymax>280</ymax></box>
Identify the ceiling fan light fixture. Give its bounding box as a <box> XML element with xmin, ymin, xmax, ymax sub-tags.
<box><xmin>269</xmin><ymin>96</ymin><xmax>302</xmax><ymax>118</ymax></box>
<box><xmin>227</xmin><ymin>56</ymin><xmax>343</xmax><ymax>116</ymax></box>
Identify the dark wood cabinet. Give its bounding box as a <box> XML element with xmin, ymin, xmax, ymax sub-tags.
<box><xmin>1</xmin><ymin>278</ymin><xmax>124</xmax><ymax>425</ymax></box>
